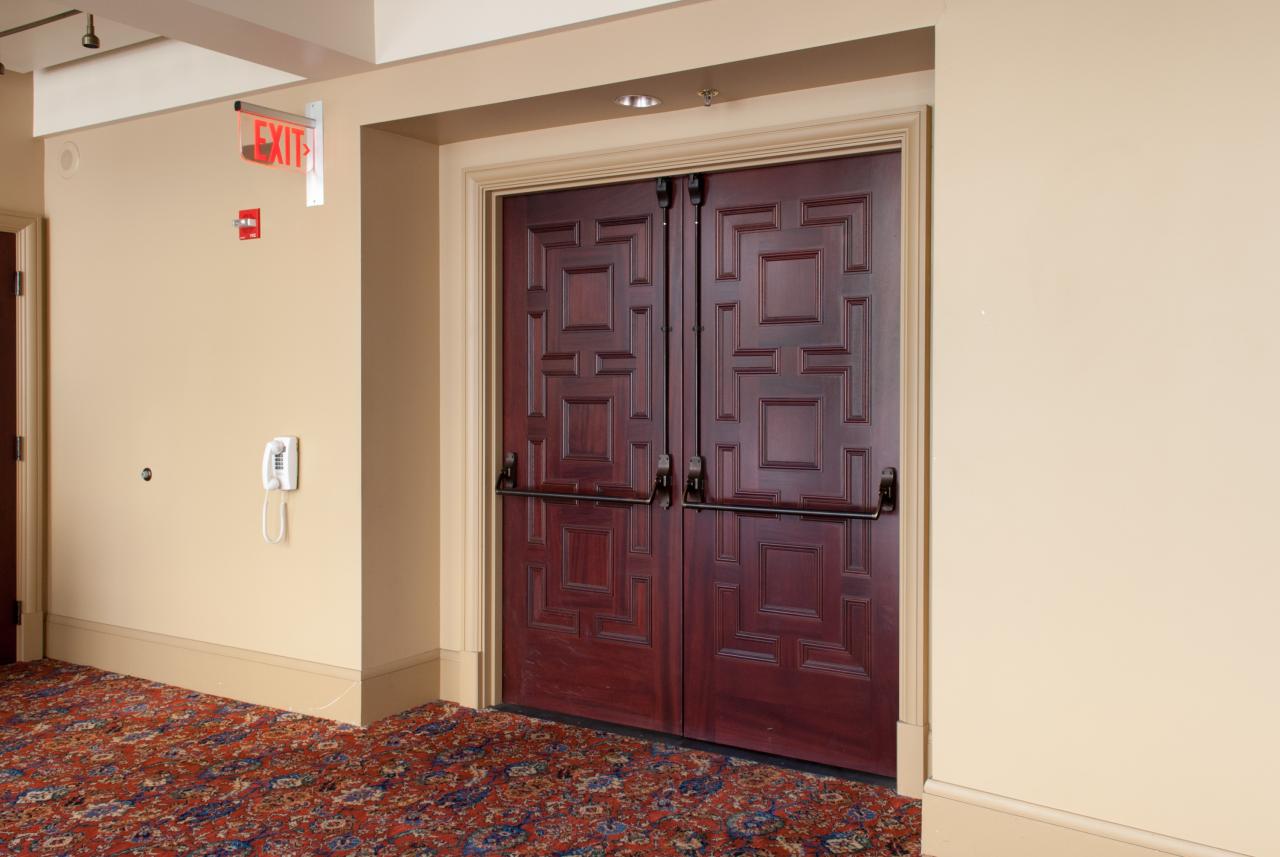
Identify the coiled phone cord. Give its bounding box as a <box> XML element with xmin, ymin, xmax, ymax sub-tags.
<box><xmin>262</xmin><ymin>489</ymin><xmax>287</xmax><ymax>544</ymax></box>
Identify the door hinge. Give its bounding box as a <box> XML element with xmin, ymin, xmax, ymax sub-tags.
<box><xmin>12</xmin><ymin>601</ymin><xmax>22</xmax><ymax>626</ymax></box>
<box><xmin>14</xmin><ymin>436</ymin><xmax>23</xmax><ymax>462</ymax></box>
<box><xmin>12</xmin><ymin>271</ymin><xmax>22</xmax><ymax>297</ymax></box>
<box><xmin>655</xmin><ymin>176</ymin><xmax>672</xmax><ymax>210</ymax></box>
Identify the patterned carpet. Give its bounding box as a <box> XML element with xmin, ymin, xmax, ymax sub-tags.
<box><xmin>0</xmin><ymin>660</ymin><xmax>921</xmax><ymax>855</ymax></box>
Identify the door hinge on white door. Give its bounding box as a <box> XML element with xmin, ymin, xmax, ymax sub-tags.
<box><xmin>14</xmin><ymin>436</ymin><xmax>23</xmax><ymax>461</ymax></box>
<box><xmin>12</xmin><ymin>272</ymin><xmax>21</xmax><ymax>297</ymax></box>
<box><xmin>12</xmin><ymin>601</ymin><xmax>22</xmax><ymax>626</ymax></box>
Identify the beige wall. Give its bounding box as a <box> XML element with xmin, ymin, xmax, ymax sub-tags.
<box><xmin>927</xmin><ymin>1</ymin><xmax>1280</xmax><ymax>855</ymax></box>
<box><xmin>0</xmin><ymin>72</ymin><xmax>42</xmax><ymax>214</ymax></box>
<box><xmin>39</xmin><ymin>0</ymin><xmax>1279</xmax><ymax>853</ymax></box>
<box><xmin>42</xmin><ymin>0</ymin><xmax>937</xmax><ymax>676</ymax></box>
<box><xmin>360</xmin><ymin>128</ymin><xmax>440</xmax><ymax>671</ymax></box>
<box><xmin>44</xmin><ymin>97</ymin><xmax>364</xmax><ymax>668</ymax></box>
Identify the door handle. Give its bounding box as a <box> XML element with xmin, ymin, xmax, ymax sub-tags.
<box><xmin>496</xmin><ymin>452</ymin><xmax>673</xmax><ymax>508</ymax></box>
<box><xmin>682</xmin><ymin>467</ymin><xmax>896</xmax><ymax>521</ymax></box>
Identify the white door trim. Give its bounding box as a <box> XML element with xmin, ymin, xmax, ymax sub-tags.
<box><xmin>0</xmin><ymin>210</ymin><xmax>47</xmax><ymax>662</ymax></box>
<box><xmin>452</xmin><ymin>107</ymin><xmax>930</xmax><ymax>795</ymax></box>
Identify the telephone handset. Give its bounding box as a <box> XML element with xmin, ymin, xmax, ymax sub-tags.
<box><xmin>262</xmin><ymin>436</ymin><xmax>298</xmax><ymax>491</ymax></box>
<box><xmin>262</xmin><ymin>437</ymin><xmax>298</xmax><ymax>544</ymax></box>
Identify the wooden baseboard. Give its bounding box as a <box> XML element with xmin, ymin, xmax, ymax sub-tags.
<box><xmin>923</xmin><ymin>780</ymin><xmax>1252</xmax><ymax>857</ymax></box>
<box><xmin>896</xmin><ymin>721</ymin><xmax>926</xmax><ymax>798</ymax></box>
<box><xmin>437</xmin><ymin>648</ymin><xmax>482</xmax><ymax>708</ymax></box>
<box><xmin>360</xmin><ymin>650</ymin><xmax>442</xmax><ymax>725</ymax></box>
<box><xmin>18</xmin><ymin>611</ymin><xmax>43</xmax><ymax>661</ymax></box>
<box><xmin>46</xmin><ymin>615</ymin><xmax>443</xmax><ymax>727</ymax></box>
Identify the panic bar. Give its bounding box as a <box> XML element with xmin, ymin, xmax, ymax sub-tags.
<box><xmin>495</xmin><ymin>452</ymin><xmax>673</xmax><ymax>508</ymax></box>
<box><xmin>683</xmin><ymin>467</ymin><xmax>897</xmax><ymax>520</ymax></box>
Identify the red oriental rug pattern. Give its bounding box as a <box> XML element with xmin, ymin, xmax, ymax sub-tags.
<box><xmin>0</xmin><ymin>660</ymin><xmax>920</xmax><ymax>855</ymax></box>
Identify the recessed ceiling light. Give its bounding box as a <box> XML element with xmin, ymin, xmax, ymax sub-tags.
<box><xmin>614</xmin><ymin>94</ymin><xmax>661</xmax><ymax>109</ymax></box>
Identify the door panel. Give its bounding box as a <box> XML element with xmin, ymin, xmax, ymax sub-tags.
<box><xmin>501</xmin><ymin>180</ymin><xmax>682</xmax><ymax>733</ymax></box>
<box><xmin>499</xmin><ymin>154</ymin><xmax>901</xmax><ymax>775</ymax></box>
<box><xmin>0</xmin><ymin>232</ymin><xmax>15</xmax><ymax>665</ymax></box>
<box><xmin>682</xmin><ymin>154</ymin><xmax>901</xmax><ymax>774</ymax></box>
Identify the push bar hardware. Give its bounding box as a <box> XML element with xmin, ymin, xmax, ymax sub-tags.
<box><xmin>496</xmin><ymin>452</ymin><xmax>673</xmax><ymax>509</ymax></box>
<box><xmin>683</xmin><ymin>467</ymin><xmax>898</xmax><ymax>521</ymax></box>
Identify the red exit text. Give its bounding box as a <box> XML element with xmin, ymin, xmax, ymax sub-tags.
<box><xmin>243</xmin><ymin>118</ymin><xmax>312</xmax><ymax>172</ymax></box>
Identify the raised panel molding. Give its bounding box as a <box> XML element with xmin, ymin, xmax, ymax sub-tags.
<box><xmin>759</xmin><ymin>397</ymin><xmax>823</xmax><ymax>470</ymax></box>
<box><xmin>716</xmin><ymin>202</ymin><xmax>781</xmax><ymax>280</ymax></box>
<box><xmin>561</xmin><ymin>265</ymin><xmax>615</xmax><ymax>331</ymax></box>
<box><xmin>528</xmin><ymin>564</ymin><xmax>579</xmax><ymax>634</ymax></box>
<box><xmin>712</xmin><ymin>443</ymin><xmax>780</xmax><ymax>565</ymax></box>
<box><xmin>524</xmin><ymin>438</ymin><xmax>546</xmax><ymax>546</ymax></box>
<box><xmin>595</xmin><ymin>215</ymin><xmax>653</xmax><ymax>286</ymax></box>
<box><xmin>560</xmin><ymin>526</ymin><xmax>613</xmax><ymax>593</ymax></box>
<box><xmin>714</xmin><ymin>583</ymin><xmax>781</xmax><ymax>665</ymax></box>
<box><xmin>715</xmin><ymin>302</ymin><xmax>779</xmax><ymax>421</ymax></box>
<box><xmin>800</xmin><ymin>194</ymin><xmax>871</xmax><ymax>273</ymax></box>
<box><xmin>797</xmin><ymin>447</ymin><xmax>872</xmax><ymax>575</ymax></box>
<box><xmin>759</xmin><ymin>543</ymin><xmax>824</xmax><ymax>619</ymax></box>
<box><xmin>594</xmin><ymin>576</ymin><xmax>653</xmax><ymax>646</ymax></box>
<box><xmin>528</xmin><ymin>221</ymin><xmax>580</xmax><ymax>290</ymax></box>
<box><xmin>622</xmin><ymin>442</ymin><xmax>653</xmax><ymax>556</ymax></box>
<box><xmin>798</xmin><ymin>597</ymin><xmax>871</xmax><ymax>678</ymax></box>
<box><xmin>561</xmin><ymin>397</ymin><xmax>614</xmax><ymax>462</ymax></box>
<box><xmin>595</xmin><ymin>307</ymin><xmax>653</xmax><ymax>420</ymax></box>
<box><xmin>527</xmin><ymin>310</ymin><xmax>579</xmax><ymax>419</ymax></box>
<box><xmin>800</xmin><ymin>297</ymin><xmax>871</xmax><ymax>424</ymax></box>
<box><xmin>759</xmin><ymin>249</ymin><xmax>824</xmax><ymax>325</ymax></box>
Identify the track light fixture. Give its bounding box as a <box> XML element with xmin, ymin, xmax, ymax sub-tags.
<box><xmin>0</xmin><ymin>9</ymin><xmax>92</xmax><ymax>69</ymax></box>
<box><xmin>82</xmin><ymin>13</ymin><xmax>100</xmax><ymax>49</ymax></box>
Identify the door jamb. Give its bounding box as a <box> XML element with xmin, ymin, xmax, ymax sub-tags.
<box><xmin>457</xmin><ymin>108</ymin><xmax>930</xmax><ymax>796</ymax></box>
<box><xmin>0</xmin><ymin>210</ymin><xmax>47</xmax><ymax>662</ymax></box>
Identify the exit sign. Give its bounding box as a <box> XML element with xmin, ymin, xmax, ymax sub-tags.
<box><xmin>234</xmin><ymin>100</ymin><xmax>325</xmax><ymax>206</ymax></box>
<box><xmin>236</xmin><ymin>101</ymin><xmax>313</xmax><ymax>171</ymax></box>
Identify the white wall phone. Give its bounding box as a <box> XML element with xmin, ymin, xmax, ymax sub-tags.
<box><xmin>262</xmin><ymin>436</ymin><xmax>298</xmax><ymax>544</ymax></box>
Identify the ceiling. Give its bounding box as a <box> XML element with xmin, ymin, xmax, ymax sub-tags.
<box><xmin>2</xmin><ymin>0</ymin><xmax>696</xmax><ymax>77</ymax></box>
<box><xmin>374</xmin><ymin>28</ymin><xmax>935</xmax><ymax>146</ymax></box>
<box><xmin>7</xmin><ymin>0</ymin><xmax>939</xmax><ymax>137</ymax></box>
<box><xmin>0</xmin><ymin>1</ymin><xmax>154</xmax><ymax>73</ymax></box>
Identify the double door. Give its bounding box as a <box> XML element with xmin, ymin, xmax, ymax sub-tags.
<box><xmin>499</xmin><ymin>154</ymin><xmax>900</xmax><ymax>775</ymax></box>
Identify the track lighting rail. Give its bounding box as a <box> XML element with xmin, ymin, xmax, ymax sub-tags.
<box><xmin>0</xmin><ymin>9</ymin><xmax>81</xmax><ymax>40</ymax></box>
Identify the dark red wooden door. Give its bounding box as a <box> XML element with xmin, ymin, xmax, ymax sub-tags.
<box><xmin>501</xmin><ymin>180</ymin><xmax>682</xmax><ymax>733</ymax></box>
<box><xmin>680</xmin><ymin>155</ymin><xmax>901</xmax><ymax>774</ymax></box>
<box><xmin>0</xmin><ymin>232</ymin><xmax>16</xmax><ymax>665</ymax></box>
<box><xmin>501</xmin><ymin>154</ymin><xmax>900</xmax><ymax>774</ymax></box>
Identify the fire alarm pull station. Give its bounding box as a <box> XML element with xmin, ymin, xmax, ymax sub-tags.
<box><xmin>234</xmin><ymin>100</ymin><xmax>324</xmax><ymax>207</ymax></box>
<box><xmin>235</xmin><ymin>209</ymin><xmax>260</xmax><ymax>240</ymax></box>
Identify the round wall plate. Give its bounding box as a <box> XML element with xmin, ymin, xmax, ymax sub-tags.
<box><xmin>58</xmin><ymin>142</ymin><xmax>81</xmax><ymax>178</ymax></box>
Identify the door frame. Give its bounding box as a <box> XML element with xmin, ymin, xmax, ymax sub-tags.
<box><xmin>0</xmin><ymin>210</ymin><xmax>47</xmax><ymax>662</ymax></box>
<box><xmin>458</xmin><ymin>108</ymin><xmax>930</xmax><ymax>795</ymax></box>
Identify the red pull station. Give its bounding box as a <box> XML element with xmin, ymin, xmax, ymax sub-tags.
<box><xmin>235</xmin><ymin>208</ymin><xmax>261</xmax><ymax>240</ymax></box>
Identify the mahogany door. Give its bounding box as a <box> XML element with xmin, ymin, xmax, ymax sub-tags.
<box><xmin>681</xmin><ymin>155</ymin><xmax>901</xmax><ymax>775</ymax></box>
<box><xmin>500</xmin><ymin>179</ymin><xmax>682</xmax><ymax>733</ymax></box>
<box><xmin>500</xmin><ymin>154</ymin><xmax>901</xmax><ymax>774</ymax></box>
<box><xmin>0</xmin><ymin>232</ymin><xmax>15</xmax><ymax>665</ymax></box>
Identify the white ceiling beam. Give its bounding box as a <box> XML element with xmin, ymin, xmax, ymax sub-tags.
<box><xmin>181</xmin><ymin>0</ymin><xmax>375</xmax><ymax>63</ymax></box>
<box><xmin>374</xmin><ymin>0</ymin><xmax>695</xmax><ymax>65</ymax></box>
<box><xmin>34</xmin><ymin>38</ymin><xmax>301</xmax><ymax>136</ymax></box>
<box><xmin>72</xmin><ymin>0</ymin><xmax>375</xmax><ymax>78</ymax></box>
<box><xmin>0</xmin><ymin>11</ymin><xmax>154</xmax><ymax>74</ymax></box>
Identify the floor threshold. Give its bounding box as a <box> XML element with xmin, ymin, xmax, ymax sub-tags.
<box><xmin>492</xmin><ymin>703</ymin><xmax>898</xmax><ymax>791</ymax></box>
